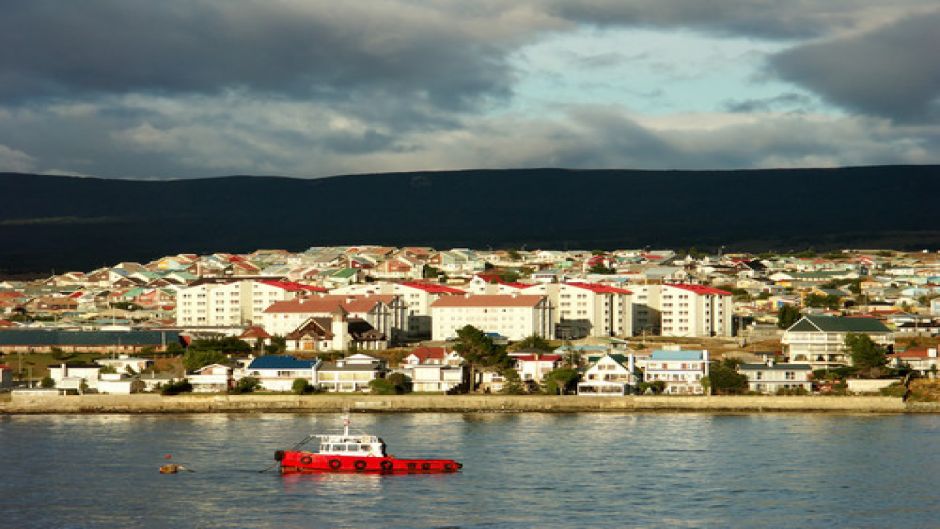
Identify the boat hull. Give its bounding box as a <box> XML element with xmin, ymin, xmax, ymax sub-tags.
<box><xmin>277</xmin><ymin>451</ymin><xmax>462</xmax><ymax>474</ymax></box>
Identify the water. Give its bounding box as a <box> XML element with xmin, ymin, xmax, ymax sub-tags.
<box><xmin>1</xmin><ymin>412</ymin><xmax>939</xmax><ymax>529</ymax></box>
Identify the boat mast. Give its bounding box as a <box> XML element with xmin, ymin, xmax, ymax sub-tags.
<box><xmin>343</xmin><ymin>411</ymin><xmax>350</xmax><ymax>437</ymax></box>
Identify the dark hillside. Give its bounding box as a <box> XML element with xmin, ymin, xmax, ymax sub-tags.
<box><xmin>1</xmin><ymin>166</ymin><xmax>938</xmax><ymax>273</ymax></box>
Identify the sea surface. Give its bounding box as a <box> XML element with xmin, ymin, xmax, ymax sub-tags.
<box><xmin>1</xmin><ymin>412</ymin><xmax>938</xmax><ymax>529</ymax></box>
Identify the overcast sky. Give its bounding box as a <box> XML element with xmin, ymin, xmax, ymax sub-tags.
<box><xmin>1</xmin><ymin>1</ymin><xmax>938</xmax><ymax>178</ymax></box>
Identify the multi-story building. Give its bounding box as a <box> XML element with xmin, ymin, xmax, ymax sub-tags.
<box><xmin>642</xmin><ymin>349</ymin><xmax>709</xmax><ymax>394</ymax></box>
<box><xmin>429</xmin><ymin>294</ymin><xmax>554</xmax><ymax>341</ymax></box>
<box><xmin>528</xmin><ymin>282</ymin><xmax>633</xmax><ymax>339</ymax></box>
<box><xmin>262</xmin><ymin>294</ymin><xmax>406</xmax><ymax>343</ymax></box>
<box><xmin>659</xmin><ymin>284</ymin><xmax>733</xmax><ymax>337</ymax></box>
<box><xmin>782</xmin><ymin>315</ymin><xmax>894</xmax><ymax>370</ymax></box>
<box><xmin>737</xmin><ymin>361</ymin><xmax>813</xmax><ymax>394</ymax></box>
<box><xmin>175</xmin><ymin>278</ymin><xmax>325</xmax><ymax>327</ymax></box>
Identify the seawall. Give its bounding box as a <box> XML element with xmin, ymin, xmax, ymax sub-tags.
<box><xmin>0</xmin><ymin>394</ymin><xmax>923</xmax><ymax>414</ymax></box>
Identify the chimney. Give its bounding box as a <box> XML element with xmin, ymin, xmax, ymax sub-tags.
<box><xmin>61</xmin><ymin>363</ymin><xmax>67</xmax><ymax>378</ymax></box>
<box><xmin>767</xmin><ymin>358</ymin><xmax>775</xmax><ymax>367</ymax></box>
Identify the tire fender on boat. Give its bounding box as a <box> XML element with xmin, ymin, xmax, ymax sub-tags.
<box><xmin>354</xmin><ymin>460</ymin><xmax>367</xmax><ymax>471</ymax></box>
<box><xmin>329</xmin><ymin>459</ymin><xmax>341</xmax><ymax>470</ymax></box>
<box><xmin>444</xmin><ymin>463</ymin><xmax>454</xmax><ymax>471</ymax></box>
<box><xmin>421</xmin><ymin>463</ymin><xmax>431</xmax><ymax>471</ymax></box>
<box><xmin>380</xmin><ymin>460</ymin><xmax>393</xmax><ymax>472</ymax></box>
<box><xmin>299</xmin><ymin>455</ymin><xmax>313</xmax><ymax>465</ymax></box>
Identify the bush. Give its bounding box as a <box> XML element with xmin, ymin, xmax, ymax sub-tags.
<box><xmin>292</xmin><ymin>378</ymin><xmax>314</xmax><ymax>395</ymax></box>
<box><xmin>161</xmin><ymin>379</ymin><xmax>193</xmax><ymax>396</ymax></box>
<box><xmin>369</xmin><ymin>378</ymin><xmax>399</xmax><ymax>395</ymax></box>
<box><xmin>229</xmin><ymin>377</ymin><xmax>260</xmax><ymax>394</ymax></box>
<box><xmin>41</xmin><ymin>376</ymin><xmax>55</xmax><ymax>389</ymax></box>
<box><xmin>775</xmin><ymin>386</ymin><xmax>808</xmax><ymax>396</ymax></box>
<box><xmin>879</xmin><ymin>384</ymin><xmax>907</xmax><ymax>398</ymax></box>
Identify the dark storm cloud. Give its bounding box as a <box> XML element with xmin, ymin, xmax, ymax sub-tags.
<box><xmin>723</xmin><ymin>93</ymin><xmax>815</xmax><ymax>113</ymax></box>
<box><xmin>0</xmin><ymin>1</ymin><xmax>521</xmax><ymax>110</ymax></box>
<box><xmin>769</xmin><ymin>11</ymin><xmax>940</xmax><ymax>121</ymax></box>
<box><xmin>547</xmin><ymin>0</ymin><xmax>934</xmax><ymax>39</ymax></box>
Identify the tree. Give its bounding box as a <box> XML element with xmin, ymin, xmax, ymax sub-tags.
<box><xmin>507</xmin><ymin>249</ymin><xmax>521</xmax><ymax>261</ymax></box>
<box><xmin>452</xmin><ymin>325</ymin><xmax>510</xmax><ymax>392</ymax></box>
<box><xmin>161</xmin><ymin>379</ymin><xmax>193</xmax><ymax>395</ymax></box>
<box><xmin>292</xmin><ymin>378</ymin><xmax>314</xmax><ymax>395</ymax></box>
<box><xmin>165</xmin><ymin>342</ymin><xmax>185</xmax><ymax>355</ymax></box>
<box><xmin>777</xmin><ymin>305</ymin><xmax>802</xmax><ymax>329</ymax></box>
<box><xmin>183</xmin><ymin>349</ymin><xmax>227</xmax><ymax>372</ymax></box>
<box><xmin>40</xmin><ymin>375</ymin><xmax>55</xmax><ymax>389</ymax></box>
<box><xmin>369</xmin><ymin>378</ymin><xmax>399</xmax><ymax>395</ymax></box>
<box><xmin>588</xmin><ymin>264</ymin><xmax>616</xmax><ymax>275</ymax></box>
<box><xmin>845</xmin><ymin>333</ymin><xmax>887</xmax><ymax>377</ymax></box>
<box><xmin>386</xmin><ymin>372</ymin><xmax>412</xmax><ymax>393</ymax></box>
<box><xmin>265</xmin><ymin>336</ymin><xmax>287</xmax><ymax>355</ymax></box>
<box><xmin>804</xmin><ymin>293</ymin><xmax>841</xmax><ymax>309</ymax></box>
<box><xmin>510</xmin><ymin>334</ymin><xmax>553</xmax><ymax>353</ymax></box>
<box><xmin>706</xmin><ymin>359</ymin><xmax>748</xmax><ymax>395</ymax></box>
<box><xmin>500</xmin><ymin>368</ymin><xmax>525</xmax><ymax>394</ymax></box>
<box><xmin>544</xmin><ymin>367</ymin><xmax>579</xmax><ymax>395</ymax></box>
<box><xmin>230</xmin><ymin>376</ymin><xmax>260</xmax><ymax>394</ymax></box>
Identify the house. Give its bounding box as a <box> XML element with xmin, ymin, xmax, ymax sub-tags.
<box><xmin>262</xmin><ymin>294</ymin><xmax>405</xmax><ymax>343</ymax></box>
<box><xmin>96</xmin><ymin>373</ymin><xmax>138</xmax><ymax>394</ymax></box>
<box><xmin>96</xmin><ymin>355</ymin><xmax>154</xmax><ymax>375</ymax></box>
<box><xmin>283</xmin><ymin>309</ymin><xmax>387</xmax><ymax>352</ymax></box>
<box><xmin>48</xmin><ymin>363</ymin><xmax>102</xmax><ymax>391</ymax></box>
<box><xmin>243</xmin><ymin>355</ymin><xmax>320</xmax><ymax>392</ymax></box>
<box><xmin>889</xmin><ymin>347</ymin><xmax>940</xmax><ymax>375</ymax></box>
<box><xmin>737</xmin><ymin>361</ymin><xmax>813</xmax><ymax>394</ymax></box>
<box><xmin>429</xmin><ymin>294</ymin><xmax>555</xmax><ymax>341</ymax></box>
<box><xmin>402</xmin><ymin>346</ymin><xmax>464</xmax><ymax>366</ymax></box>
<box><xmin>513</xmin><ymin>354</ymin><xmax>563</xmax><ymax>385</ymax></box>
<box><xmin>318</xmin><ymin>354</ymin><xmax>387</xmax><ymax>392</ymax></box>
<box><xmin>643</xmin><ymin>349</ymin><xmax>709</xmax><ymax>394</ymax></box>
<box><xmin>400</xmin><ymin>349</ymin><xmax>467</xmax><ymax>393</ymax></box>
<box><xmin>577</xmin><ymin>353</ymin><xmax>637</xmax><ymax>396</ymax></box>
<box><xmin>782</xmin><ymin>315</ymin><xmax>894</xmax><ymax>369</ymax></box>
<box><xmin>188</xmin><ymin>363</ymin><xmax>236</xmax><ymax>392</ymax></box>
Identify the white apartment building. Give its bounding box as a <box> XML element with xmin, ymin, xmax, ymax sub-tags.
<box><xmin>630</xmin><ymin>284</ymin><xmax>662</xmax><ymax>336</ymax></box>
<box><xmin>430</xmin><ymin>294</ymin><xmax>555</xmax><ymax>341</ymax></box>
<box><xmin>659</xmin><ymin>284</ymin><xmax>733</xmax><ymax>338</ymax></box>
<box><xmin>782</xmin><ymin>315</ymin><xmax>894</xmax><ymax>370</ymax></box>
<box><xmin>175</xmin><ymin>278</ymin><xmax>325</xmax><ymax>327</ymax></box>
<box><xmin>527</xmin><ymin>282</ymin><xmax>633</xmax><ymax>339</ymax></box>
<box><xmin>332</xmin><ymin>281</ymin><xmax>466</xmax><ymax>337</ymax></box>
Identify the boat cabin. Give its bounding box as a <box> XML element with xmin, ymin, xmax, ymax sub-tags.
<box><xmin>316</xmin><ymin>434</ymin><xmax>386</xmax><ymax>457</ymax></box>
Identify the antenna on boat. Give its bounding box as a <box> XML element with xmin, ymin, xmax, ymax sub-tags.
<box><xmin>343</xmin><ymin>408</ymin><xmax>350</xmax><ymax>437</ymax></box>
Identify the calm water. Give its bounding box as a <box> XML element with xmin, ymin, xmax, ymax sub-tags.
<box><xmin>1</xmin><ymin>412</ymin><xmax>939</xmax><ymax>529</ymax></box>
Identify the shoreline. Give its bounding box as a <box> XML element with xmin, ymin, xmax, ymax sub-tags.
<box><xmin>3</xmin><ymin>394</ymin><xmax>939</xmax><ymax>414</ymax></box>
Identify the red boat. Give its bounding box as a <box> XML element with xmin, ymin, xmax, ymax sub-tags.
<box><xmin>274</xmin><ymin>415</ymin><xmax>462</xmax><ymax>474</ymax></box>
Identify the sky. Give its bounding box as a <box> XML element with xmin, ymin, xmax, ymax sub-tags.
<box><xmin>1</xmin><ymin>0</ymin><xmax>938</xmax><ymax>179</ymax></box>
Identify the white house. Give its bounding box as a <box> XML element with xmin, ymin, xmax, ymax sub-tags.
<box><xmin>782</xmin><ymin>315</ymin><xmax>894</xmax><ymax>369</ymax></box>
<box><xmin>513</xmin><ymin>353</ymin><xmax>563</xmax><ymax>385</ymax></box>
<box><xmin>643</xmin><ymin>349</ymin><xmax>709</xmax><ymax>394</ymax></box>
<box><xmin>430</xmin><ymin>294</ymin><xmax>555</xmax><ymax>341</ymax></box>
<box><xmin>96</xmin><ymin>355</ymin><xmax>153</xmax><ymax>375</ymax></box>
<box><xmin>400</xmin><ymin>349</ymin><xmax>467</xmax><ymax>393</ymax></box>
<box><xmin>188</xmin><ymin>363</ymin><xmax>235</xmax><ymax>393</ymax></box>
<box><xmin>48</xmin><ymin>363</ymin><xmax>101</xmax><ymax>391</ymax></box>
<box><xmin>737</xmin><ymin>361</ymin><xmax>813</xmax><ymax>394</ymax></box>
<box><xmin>243</xmin><ymin>355</ymin><xmax>320</xmax><ymax>392</ymax></box>
<box><xmin>577</xmin><ymin>353</ymin><xmax>637</xmax><ymax>396</ymax></box>
<box><xmin>318</xmin><ymin>354</ymin><xmax>387</xmax><ymax>392</ymax></box>
<box><xmin>96</xmin><ymin>373</ymin><xmax>137</xmax><ymax>394</ymax></box>
<box><xmin>889</xmin><ymin>346</ymin><xmax>939</xmax><ymax>375</ymax></box>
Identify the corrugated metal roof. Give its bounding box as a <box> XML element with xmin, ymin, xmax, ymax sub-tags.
<box><xmin>0</xmin><ymin>330</ymin><xmax>181</xmax><ymax>346</ymax></box>
<box><xmin>788</xmin><ymin>315</ymin><xmax>891</xmax><ymax>333</ymax></box>
<box><xmin>247</xmin><ymin>355</ymin><xmax>317</xmax><ymax>370</ymax></box>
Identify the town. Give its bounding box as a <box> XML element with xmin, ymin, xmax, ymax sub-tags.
<box><xmin>1</xmin><ymin>246</ymin><xmax>938</xmax><ymax>401</ymax></box>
